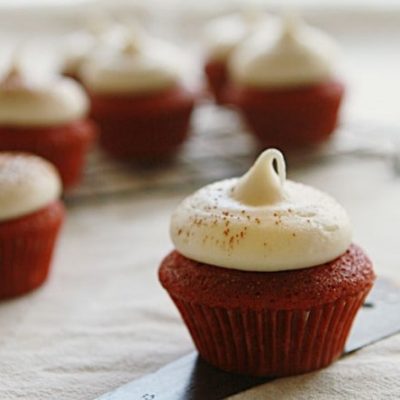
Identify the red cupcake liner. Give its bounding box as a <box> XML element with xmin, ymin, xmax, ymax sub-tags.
<box><xmin>0</xmin><ymin>119</ymin><xmax>97</xmax><ymax>190</ymax></box>
<box><xmin>96</xmin><ymin>108</ymin><xmax>193</xmax><ymax>159</ymax></box>
<box><xmin>204</xmin><ymin>59</ymin><xmax>229</xmax><ymax>104</ymax></box>
<box><xmin>228</xmin><ymin>81</ymin><xmax>345</xmax><ymax>149</ymax></box>
<box><xmin>0</xmin><ymin>201</ymin><xmax>65</xmax><ymax>299</ymax></box>
<box><xmin>89</xmin><ymin>86</ymin><xmax>195</xmax><ymax>160</ymax></box>
<box><xmin>170</xmin><ymin>289</ymin><xmax>370</xmax><ymax>377</ymax></box>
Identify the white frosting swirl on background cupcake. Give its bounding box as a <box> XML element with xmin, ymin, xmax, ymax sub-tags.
<box><xmin>80</xmin><ymin>33</ymin><xmax>183</xmax><ymax>95</ymax></box>
<box><xmin>61</xmin><ymin>31</ymin><xmax>102</xmax><ymax>77</ymax></box>
<box><xmin>0</xmin><ymin>153</ymin><xmax>62</xmax><ymax>222</ymax></box>
<box><xmin>61</xmin><ymin>20</ymin><xmax>127</xmax><ymax>77</ymax></box>
<box><xmin>0</xmin><ymin>66</ymin><xmax>89</xmax><ymax>127</ymax></box>
<box><xmin>204</xmin><ymin>11</ymin><xmax>273</xmax><ymax>62</ymax></box>
<box><xmin>171</xmin><ymin>149</ymin><xmax>352</xmax><ymax>271</ymax></box>
<box><xmin>230</xmin><ymin>13</ymin><xmax>339</xmax><ymax>88</ymax></box>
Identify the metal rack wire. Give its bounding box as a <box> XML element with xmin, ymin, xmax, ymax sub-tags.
<box><xmin>65</xmin><ymin>103</ymin><xmax>400</xmax><ymax>203</ymax></box>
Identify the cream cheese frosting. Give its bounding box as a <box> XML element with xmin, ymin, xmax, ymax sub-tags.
<box><xmin>204</xmin><ymin>11</ymin><xmax>273</xmax><ymax>62</ymax></box>
<box><xmin>80</xmin><ymin>33</ymin><xmax>182</xmax><ymax>95</ymax></box>
<box><xmin>0</xmin><ymin>153</ymin><xmax>62</xmax><ymax>223</ymax></box>
<box><xmin>171</xmin><ymin>149</ymin><xmax>352</xmax><ymax>271</ymax></box>
<box><xmin>61</xmin><ymin>31</ymin><xmax>100</xmax><ymax>77</ymax></box>
<box><xmin>61</xmin><ymin>21</ymin><xmax>125</xmax><ymax>77</ymax></box>
<box><xmin>230</xmin><ymin>13</ymin><xmax>339</xmax><ymax>88</ymax></box>
<box><xmin>0</xmin><ymin>65</ymin><xmax>89</xmax><ymax>127</ymax></box>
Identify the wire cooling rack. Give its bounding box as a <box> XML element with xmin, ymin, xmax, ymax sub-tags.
<box><xmin>65</xmin><ymin>102</ymin><xmax>400</xmax><ymax>203</ymax></box>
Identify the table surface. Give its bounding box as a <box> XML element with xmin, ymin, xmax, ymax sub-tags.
<box><xmin>0</xmin><ymin>6</ymin><xmax>400</xmax><ymax>400</ymax></box>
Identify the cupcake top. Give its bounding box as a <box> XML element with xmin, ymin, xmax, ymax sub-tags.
<box><xmin>61</xmin><ymin>19</ymin><xmax>124</xmax><ymax>77</ymax></box>
<box><xmin>0</xmin><ymin>65</ymin><xmax>89</xmax><ymax>127</ymax></box>
<box><xmin>0</xmin><ymin>153</ymin><xmax>62</xmax><ymax>223</ymax></box>
<box><xmin>230</xmin><ymin>13</ymin><xmax>339</xmax><ymax>88</ymax></box>
<box><xmin>61</xmin><ymin>29</ymin><xmax>103</xmax><ymax>77</ymax></box>
<box><xmin>80</xmin><ymin>30</ymin><xmax>183</xmax><ymax>95</ymax></box>
<box><xmin>204</xmin><ymin>11</ymin><xmax>271</xmax><ymax>62</ymax></box>
<box><xmin>171</xmin><ymin>149</ymin><xmax>352</xmax><ymax>272</ymax></box>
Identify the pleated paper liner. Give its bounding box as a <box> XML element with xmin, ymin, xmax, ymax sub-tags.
<box><xmin>0</xmin><ymin>201</ymin><xmax>64</xmax><ymax>299</ymax></box>
<box><xmin>90</xmin><ymin>87</ymin><xmax>195</xmax><ymax>160</ymax></box>
<box><xmin>171</xmin><ymin>287</ymin><xmax>371</xmax><ymax>377</ymax></box>
<box><xmin>96</xmin><ymin>108</ymin><xmax>193</xmax><ymax>160</ymax></box>
<box><xmin>227</xmin><ymin>81</ymin><xmax>345</xmax><ymax>149</ymax></box>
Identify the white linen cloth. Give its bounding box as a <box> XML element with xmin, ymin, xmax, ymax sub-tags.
<box><xmin>0</xmin><ymin>157</ymin><xmax>399</xmax><ymax>399</ymax></box>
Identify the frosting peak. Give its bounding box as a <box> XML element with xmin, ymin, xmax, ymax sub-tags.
<box><xmin>1</xmin><ymin>64</ymin><xmax>24</xmax><ymax>90</ymax></box>
<box><xmin>171</xmin><ymin>149</ymin><xmax>352</xmax><ymax>272</ymax></box>
<box><xmin>230</xmin><ymin>13</ymin><xmax>339</xmax><ymax>88</ymax></box>
<box><xmin>241</xmin><ymin>9</ymin><xmax>265</xmax><ymax>25</ymax></box>
<box><xmin>204</xmin><ymin>11</ymin><xmax>273</xmax><ymax>62</ymax></box>
<box><xmin>280</xmin><ymin>11</ymin><xmax>302</xmax><ymax>41</ymax></box>
<box><xmin>60</xmin><ymin>17</ymin><xmax>127</xmax><ymax>77</ymax></box>
<box><xmin>0</xmin><ymin>65</ymin><xmax>89</xmax><ymax>127</ymax></box>
<box><xmin>123</xmin><ymin>39</ymin><xmax>141</xmax><ymax>55</ymax></box>
<box><xmin>233</xmin><ymin>149</ymin><xmax>285</xmax><ymax>206</ymax></box>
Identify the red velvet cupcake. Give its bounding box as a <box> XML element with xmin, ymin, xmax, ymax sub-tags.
<box><xmin>159</xmin><ymin>149</ymin><xmax>375</xmax><ymax>377</ymax></box>
<box><xmin>0</xmin><ymin>153</ymin><xmax>65</xmax><ymax>299</ymax></box>
<box><xmin>0</xmin><ymin>66</ymin><xmax>96</xmax><ymax>190</ymax></box>
<box><xmin>81</xmin><ymin>34</ymin><xmax>195</xmax><ymax>160</ymax></box>
<box><xmin>228</xmin><ymin>14</ymin><xmax>345</xmax><ymax>149</ymax></box>
<box><xmin>203</xmin><ymin>12</ymin><xmax>271</xmax><ymax>104</ymax></box>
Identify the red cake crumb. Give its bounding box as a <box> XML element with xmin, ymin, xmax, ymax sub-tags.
<box><xmin>159</xmin><ymin>244</ymin><xmax>374</xmax><ymax>310</ymax></box>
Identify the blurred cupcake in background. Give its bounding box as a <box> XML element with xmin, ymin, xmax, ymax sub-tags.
<box><xmin>80</xmin><ymin>28</ymin><xmax>195</xmax><ymax>161</ymax></box>
<box><xmin>228</xmin><ymin>13</ymin><xmax>345</xmax><ymax>149</ymax></box>
<box><xmin>0</xmin><ymin>62</ymin><xmax>96</xmax><ymax>190</ymax></box>
<box><xmin>203</xmin><ymin>10</ymin><xmax>272</xmax><ymax>104</ymax></box>
<box><xmin>0</xmin><ymin>153</ymin><xmax>64</xmax><ymax>299</ymax></box>
<box><xmin>59</xmin><ymin>13</ymin><xmax>123</xmax><ymax>82</ymax></box>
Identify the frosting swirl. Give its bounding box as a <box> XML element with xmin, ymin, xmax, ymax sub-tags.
<box><xmin>0</xmin><ymin>153</ymin><xmax>62</xmax><ymax>222</ymax></box>
<box><xmin>61</xmin><ymin>21</ymin><xmax>125</xmax><ymax>77</ymax></box>
<box><xmin>0</xmin><ymin>65</ymin><xmax>89</xmax><ymax>126</ymax></box>
<box><xmin>80</xmin><ymin>34</ymin><xmax>182</xmax><ymax>94</ymax></box>
<box><xmin>204</xmin><ymin>11</ymin><xmax>273</xmax><ymax>62</ymax></box>
<box><xmin>230</xmin><ymin>13</ymin><xmax>339</xmax><ymax>88</ymax></box>
<box><xmin>61</xmin><ymin>31</ymin><xmax>99</xmax><ymax>77</ymax></box>
<box><xmin>171</xmin><ymin>149</ymin><xmax>352</xmax><ymax>271</ymax></box>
